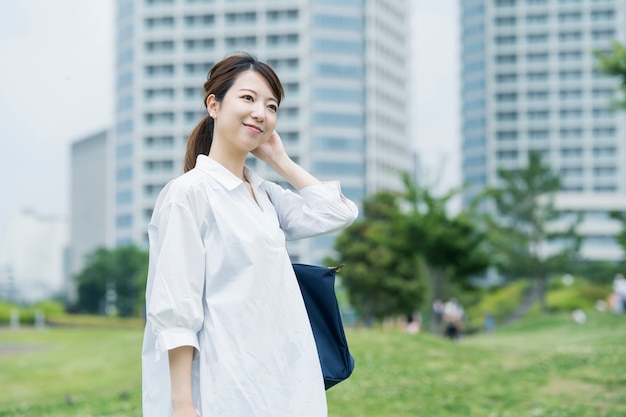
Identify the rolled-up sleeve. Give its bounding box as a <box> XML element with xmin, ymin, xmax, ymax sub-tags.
<box><xmin>147</xmin><ymin>202</ymin><xmax>206</xmax><ymax>359</ymax></box>
<box><xmin>266</xmin><ymin>181</ymin><xmax>359</xmax><ymax>240</ymax></box>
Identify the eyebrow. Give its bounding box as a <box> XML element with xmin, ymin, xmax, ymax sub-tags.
<box><xmin>238</xmin><ymin>88</ymin><xmax>278</xmax><ymax>103</ymax></box>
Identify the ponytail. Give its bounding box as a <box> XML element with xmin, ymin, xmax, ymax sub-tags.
<box><xmin>184</xmin><ymin>115</ymin><xmax>213</xmax><ymax>172</ymax></box>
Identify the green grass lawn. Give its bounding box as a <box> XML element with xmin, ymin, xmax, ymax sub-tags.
<box><xmin>0</xmin><ymin>312</ymin><xmax>625</xmax><ymax>417</ymax></box>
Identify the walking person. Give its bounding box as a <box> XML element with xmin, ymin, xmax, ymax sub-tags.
<box><xmin>141</xmin><ymin>53</ymin><xmax>358</xmax><ymax>417</ymax></box>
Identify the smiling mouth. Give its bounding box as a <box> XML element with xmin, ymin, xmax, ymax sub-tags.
<box><xmin>243</xmin><ymin>123</ymin><xmax>263</xmax><ymax>133</ymax></box>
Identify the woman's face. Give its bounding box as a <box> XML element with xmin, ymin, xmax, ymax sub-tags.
<box><xmin>208</xmin><ymin>70</ymin><xmax>279</xmax><ymax>153</ymax></box>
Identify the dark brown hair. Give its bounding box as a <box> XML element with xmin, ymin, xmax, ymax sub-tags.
<box><xmin>183</xmin><ymin>53</ymin><xmax>284</xmax><ymax>172</ymax></box>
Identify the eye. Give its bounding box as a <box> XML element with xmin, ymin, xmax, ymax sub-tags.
<box><xmin>267</xmin><ymin>104</ymin><xmax>278</xmax><ymax>112</ymax></box>
<box><xmin>242</xmin><ymin>95</ymin><xmax>253</xmax><ymax>101</ymax></box>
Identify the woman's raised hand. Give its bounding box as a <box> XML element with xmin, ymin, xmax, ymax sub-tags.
<box><xmin>251</xmin><ymin>130</ymin><xmax>287</xmax><ymax>165</ymax></box>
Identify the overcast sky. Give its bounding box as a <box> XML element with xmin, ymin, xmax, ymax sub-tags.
<box><xmin>0</xmin><ymin>0</ymin><xmax>460</xmax><ymax>239</ymax></box>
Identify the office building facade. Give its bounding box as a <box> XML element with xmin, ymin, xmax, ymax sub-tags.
<box><xmin>461</xmin><ymin>0</ymin><xmax>626</xmax><ymax>260</ymax></box>
<box><xmin>114</xmin><ymin>0</ymin><xmax>411</xmax><ymax>262</ymax></box>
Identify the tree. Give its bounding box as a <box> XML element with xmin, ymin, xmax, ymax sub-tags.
<box><xmin>329</xmin><ymin>175</ymin><xmax>491</xmax><ymax>324</ymax></box>
<box><xmin>594</xmin><ymin>41</ymin><xmax>626</xmax><ymax>109</ymax></box>
<box><xmin>74</xmin><ymin>246</ymin><xmax>149</xmax><ymax>317</ymax></box>
<box><xmin>487</xmin><ymin>151</ymin><xmax>581</xmax><ymax>312</ymax></box>
<box><xmin>329</xmin><ymin>191</ymin><xmax>427</xmax><ymax>324</ymax></box>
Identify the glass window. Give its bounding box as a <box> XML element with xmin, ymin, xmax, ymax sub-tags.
<box><xmin>315</xmin><ymin>63</ymin><xmax>362</xmax><ymax>78</ymax></box>
<box><xmin>225</xmin><ymin>11</ymin><xmax>256</xmax><ymax>24</ymax></box>
<box><xmin>495</xmin><ymin>16</ymin><xmax>516</xmax><ymax>26</ymax></box>
<box><xmin>145</xmin><ymin>40</ymin><xmax>174</xmax><ymax>53</ymax></box>
<box><xmin>184</xmin><ymin>38</ymin><xmax>215</xmax><ymax>51</ymax></box>
<box><xmin>116</xmin><ymin>143</ymin><xmax>133</xmax><ymax>158</ymax></box>
<box><xmin>527</xmin><ymin>71</ymin><xmax>549</xmax><ymax>81</ymax></box>
<box><xmin>527</xmin><ymin>52</ymin><xmax>548</xmax><ymax>62</ymax></box>
<box><xmin>495</xmin><ymin>35</ymin><xmax>516</xmax><ymax>45</ymax></box>
<box><xmin>593</xmin><ymin>166</ymin><xmax>616</xmax><ymax>175</ymax></box>
<box><xmin>529</xmin><ymin>129</ymin><xmax>549</xmax><ymax>139</ymax></box>
<box><xmin>559</xmin><ymin>70</ymin><xmax>582</xmax><ymax>80</ymax></box>
<box><xmin>225</xmin><ymin>36</ymin><xmax>256</xmax><ymax>48</ymax></box>
<box><xmin>527</xmin><ymin>110</ymin><xmax>549</xmax><ymax>120</ymax></box>
<box><xmin>527</xmin><ymin>91</ymin><xmax>549</xmax><ymax>101</ymax></box>
<box><xmin>526</xmin><ymin>14</ymin><xmax>548</xmax><ymax>24</ymax></box>
<box><xmin>116</xmin><ymin>214</ymin><xmax>133</xmax><ymax>228</ymax></box>
<box><xmin>496</xmin><ymin>54</ymin><xmax>517</xmax><ymax>64</ymax></box>
<box><xmin>116</xmin><ymin>166</ymin><xmax>133</xmax><ymax>181</ymax></box>
<box><xmin>591</xmin><ymin>10</ymin><xmax>615</xmax><ymax>21</ymax></box>
<box><xmin>593</xmin><ymin>146</ymin><xmax>615</xmax><ymax>156</ymax></box>
<box><xmin>313</xmin><ymin>162</ymin><xmax>364</xmax><ymax>176</ymax></box>
<box><xmin>559</xmin><ymin>31</ymin><xmax>582</xmax><ymax>42</ymax></box>
<box><xmin>313</xmin><ymin>112</ymin><xmax>363</xmax><ymax>126</ymax></box>
<box><xmin>561</xmin><ymin>147</ymin><xmax>583</xmax><ymax>157</ymax></box>
<box><xmin>592</xmin><ymin>88</ymin><xmax>614</xmax><ymax>98</ymax></box>
<box><xmin>145</xmin><ymin>64</ymin><xmax>174</xmax><ymax>77</ymax></box>
<box><xmin>496</xmin><ymin>73</ymin><xmax>517</xmax><ymax>83</ymax></box>
<box><xmin>145</xmin><ymin>16</ymin><xmax>174</xmax><ymax>29</ymax></box>
<box><xmin>144</xmin><ymin>160</ymin><xmax>174</xmax><ymax>172</ymax></box>
<box><xmin>313</xmin><ymin>88</ymin><xmax>364</xmax><ymax>103</ymax></box>
<box><xmin>184</xmin><ymin>62</ymin><xmax>213</xmax><ymax>75</ymax></box>
<box><xmin>145</xmin><ymin>136</ymin><xmax>174</xmax><ymax>148</ymax></box>
<box><xmin>497</xmin><ymin>111</ymin><xmax>518</xmax><ymax>121</ymax></box>
<box><xmin>558</xmin><ymin>12</ymin><xmax>582</xmax><ymax>23</ymax></box>
<box><xmin>559</xmin><ymin>50</ymin><xmax>582</xmax><ymax>61</ymax></box>
<box><xmin>592</xmin><ymin>107</ymin><xmax>614</xmax><ymax>117</ymax></box>
<box><xmin>560</xmin><ymin>109</ymin><xmax>583</xmax><ymax>119</ymax></box>
<box><xmin>496</xmin><ymin>0</ymin><xmax>516</xmax><ymax>6</ymax></box>
<box><xmin>496</xmin><ymin>92</ymin><xmax>517</xmax><ymax>102</ymax></box>
<box><xmin>144</xmin><ymin>112</ymin><xmax>175</xmax><ymax>125</ymax></box>
<box><xmin>560</xmin><ymin>167</ymin><xmax>584</xmax><ymax>177</ymax></box>
<box><xmin>313</xmin><ymin>14</ymin><xmax>361</xmax><ymax>30</ymax></box>
<box><xmin>592</xmin><ymin>29</ymin><xmax>615</xmax><ymax>40</ymax></box>
<box><xmin>116</xmin><ymin>119</ymin><xmax>133</xmax><ymax>135</ymax></box>
<box><xmin>184</xmin><ymin>14</ymin><xmax>215</xmax><ymax>27</ymax></box>
<box><xmin>593</xmin><ymin>127</ymin><xmax>616</xmax><ymax>137</ymax></box>
<box><xmin>497</xmin><ymin>131</ymin><xmax>518</xmax><ymax>141</ymax></box>
<box><xmin>560</xmin><ymin>128</ymin><xmax>583</xmax><ymax>138</ymax></box>
<box><xmin>559</xmin><ymin>89</ymin><xmax>582</xmax><ymax>99</ymax></box>
<box><xmin>527</xmin><ymin>33</ymin><xmax>548</xmax><ymax>43</ymax></box>
<box><xmin>313</xmin><ymin>38</ymin><xmax>362</xmax><ymax>54</ymax></box>
<box><xmin>311</xmin><ymin>137</ymin><xmax>364</xmax><ymax>151</ymax></box>
<box><xmin>116</xmin><ymin>190</ymin><xmax>133</xmax><ymax>204</ymax></box>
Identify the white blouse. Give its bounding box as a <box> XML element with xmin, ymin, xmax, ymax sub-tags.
<box><xmin>142</xmin><ymin>155</ymin><xmax>358</xmax><ymax>417</ymax></box>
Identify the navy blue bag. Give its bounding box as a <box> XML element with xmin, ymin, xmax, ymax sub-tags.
<box><xmin>292</xmin><ymin>263</ymin><xmax>355</xmax><ymax>390</ymax></box>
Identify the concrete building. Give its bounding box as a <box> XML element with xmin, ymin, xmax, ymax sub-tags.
<box><xmin>69</xmin><ymin>130</ymin><xmax>110</xmax><ymax>301</ymax></box>
<box><xmin>461</xmin><ymin>0</ymin><xmax>626</xmax><ymax>261</ymax></box>
<box><xmin>113</xmin><ymin>0</ymin><xmax>412</xmax><ymax>262</ymax></box>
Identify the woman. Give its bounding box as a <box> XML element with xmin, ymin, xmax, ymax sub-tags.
<box><xmin>142</xmin><ymin>53</ymin><xmax>358</xmax><ymax>417</ymax></box>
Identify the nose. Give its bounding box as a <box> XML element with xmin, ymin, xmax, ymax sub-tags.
<box><xmin>250</xmin><ymin>102</ymin><xmax>265</xmax><ymax>121</ymax></box>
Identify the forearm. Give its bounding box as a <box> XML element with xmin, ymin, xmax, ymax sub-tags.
<box><xmin>168</xmin><ymin>346</ymin><xmax>195</xmax><ymax>411</ymax></box>
<box><xmin>269</xmin><ymin>154</ymin><xmax>322</xmax><ymax>190</ymax></box>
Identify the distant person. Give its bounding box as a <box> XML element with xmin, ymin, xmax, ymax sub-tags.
<box><xmin>612</xmin><ymin>274</ymin><xmax>626</xmax><ymax>314</ymax></box>
<box><xmin>442</xmin><ymin>298</ymin><xmax>464</xmax><ymax>340</ymax></box>
<box><xmin>141</xmin><ymin>53</ymin><xmax>358</xmax><ymax>417</ymax></box>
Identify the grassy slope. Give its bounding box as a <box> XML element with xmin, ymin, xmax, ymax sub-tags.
<box><xmin>1</xmin><ymin>313</ymin><xmax>625</xmax><ymax>417</ymax></box>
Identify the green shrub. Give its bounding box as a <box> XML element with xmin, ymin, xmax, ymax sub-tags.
<box><xmin>465</xmin><ymin>280</ymin><xmax>529</xmax><ymax>332</ymax></box>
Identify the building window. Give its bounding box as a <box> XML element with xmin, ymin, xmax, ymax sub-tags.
<box><xmin>497</xmin><ymin>111</ymin><xmax>518</xmax><ymax>121</ymax></box>
<box><xmin>145</xmin><ymin>16</ymin><xmax>174</xmax><ymax>29</ymax></box>
<box><xmin>268</xmin><ymin>9</ymin><xmax>299</xmax><ymax>22</ymax></box>
<box><xmin>313</xmin><ymin>112</ymin><xmax>363</xmax><ymax>126</ymax></box>
<box><xmin>593</xmin><ymin>146</ymin><xmax>615</xmax><ymax>156</ymax></box>
<box><xmin>592</xmin><ymin>107</ymin><xmax>614</xmax><ymax>117</ymax></box>
<box><xmin>591</xmin><ymin>9</ymin><xmax>615</xmax><ymax>21</ymax></box>
<box><xmin>592</xmin><ymin>29</ymin><xmax>615</xmax><ymax>41</ymax></box>
<box><xmin>561</xmin><ymin>148</ymin><xmax>583</xmax><ymax>159</ymax></box>
<box><xmin>225</xmin><ymin>11</ymin><xmax>256</xmax><ymax>24</ymax></box>
<box><xmin>527</xmin><ymin>91</ymin><xmax>549</xmax><ymax>101</ymax></box>
<box><xmin>558</xmin><ymin>12</ymin><xmax>582</xmax><ymax>23</ymax></box>
<box><xmin>116</xmin><ymin>166</ymin><xmax>133</xmax><ymax>181</ymax></box>
<box><xmin>145</xmin><ymin>64</ymin><xmax>174</xmax><ymax>77</ymax></box>
<box><xmin>559</xmin><ymin>89</ymin><xmax>582</xmax><ymax>99</ymax></box>
<box><xmin>495</xmin><ymin>35</ymin><xmax>517</xmax><ymax>45</ymax></box>
<box><xmin>312</xmin><ymin>38</ymin><xmax>363</xmax><ymax>54</ymax></box>
<box><xmin>184</xmin><ymin>14</ymin><xmax>215</xmax><ymax>27</ymax></box>
<box><xmin>184</xmin><ymin>62</ymin><xmax>214</xmax><ymax>75</ymax></box>
<box><xmin>144</xmin><ymin>88</ymin><xmax>174</xmax><ymax>101</ymax></box>
<box><xmin>560</xmin><ymin>167</ymin><xmax>584</xmax><ymax>178</ymax></box>
<box><xmin>559</xmin><ymin>50</ymin><xmax>582</xmax><ymax>61</ymax></box>
<box><xmin>496</xmin><ymin>73</ymin><xmax>517</xmax><ymax>83</ymax></box>
<box><xmin>529</xmin><ymin>129</ymin><xmax>549</xmax><ymax>140</ymax></box>
<box><xmin>496</xmin><ymin>92</ymin><xmax>517</xmax><ymax>102</ymax></box>
<box><xmin>184</xmin><ymin>38</ymin><xmax>215</xmax><ymax>51</ymax></box>
<box><xmin>225</xmin><ymin>36</ymin><xmax>256</xmax><ymax>48</ymax></box>
<box><xmin>184</xmin><ymin>111</ymin><xmax>206</xmax><ymax>123</ymax></box>
<box><xmin>527</xmin><ymin>71</ymin><xmax>549</xmax><ymax>81</ymax></box>
<box><xmin>314</xmin><ymin>88</ymin><xmax>363</xmax><ymax>103</ymax></box>
<box><xmin>145</xmin><ymin>160</ymin><xmax>174</xmax><ymax>172</ymax></box>
<box><xmin>559</xmin><ymin>70</ymin><xmax>583</xmax><ymax>80</ymax></box>
<box><xmin>593</xmin><ymin>127</ymin><xmax>616</xmax><ymax>137</ymax></box>
<box><xmin>496</xmin><ymin>0</ymin><xmax>516</xmax><ymax>6</ymax></box>
<box><xmin>144</xmin><ymin>184</ymin><xmax>166</xmax><ymax>197</ymax></box>
<box><xmin>145</xmin><ymin>40</ymin><xmax>174</xmax><ymax>53</ymax></box>
<box><xmin>527</xmin><ymin>110</ymin><xmax>549</xmax><ymax>120</ymax></box>
<box><xmin>315</xmin><ymin>63</ymin><xmax>362</xmax><ymax>78</ymax></box>
<box><xmin>146</xmin><ymin>0</ymin><xmax>173</xmax><ymax>4</ymax></box>
<box><xmin>559</xmin><ymin>31</ymin><xmax>582</xmax><ymax>42</ymax></box>
<box><xmin>497</xmin><ymin>131</ymin><xmax>518</xmax><ymax>141</ymax></box>
<box><xmin>526</xmin><ymin>14</ymin><xmax>548</xmax><ymax>24</ymax></box>
<box><xmin>116</xmin><ymin>214</ymin><xmax>133</xmax><ymax>228</ymax></box>
<box><xmin>593</xmin><ymin>166</ymin><xmax>617</xmax><ymax>176</ymax></box>
<box><xmin>527</xmin><ymin>52</ymin><xmax>548</xmax><ymax>62</ymax></box>
<box><xmin>527</xmin><ymin>33</ymin><xmax>548</xmax><ymax>43</ymax></box>
<box><xmin>145</xmin><ymin>136</ymin><xmax>174</xmax><ymax>148</ymax></box>
<box><xmin>560</xmin><ymin>128</ymin><xmax>583</xmax><ymax>139</ymax></box>
<box><xmin>116</xmin><ymin>143</ymin><xmax>133</xmax><ymax>158</ymax></box>
<box><xmin>144</xmin><ymin>112</ymin><xmax>175</xmax><ymax>125</ymax></box>
<box><xmin>495</xmin><ymin>16</ymin><xmax>516</xmax><ymax>26</ymax></box>
<box><xmin>496</xmin><ymin>54</ymin><xmax>517</xmax><ymax>64</ymax></box>
<box><xmin>592</xmin><ymin>88</ymin><xmax>614</xmax><ymax>98</ymax></box>
<box><xmin>313</xmin><ymin>14</ymin><xmax>360</xmax><ymax>30</ymax></box>
<box><xmin>116</xmin><ymin>190</ymin><xmax>133</xmax><ymax>204</ymax></box>
<box><xmin>560</xmin><ymin>109</ymin><xmax>583</xmax><ymax>119</ymax></box>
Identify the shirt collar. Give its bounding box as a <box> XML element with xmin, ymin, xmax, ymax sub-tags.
<box><xmin>194</xmin><ymin>154</ymin><xmax>265</xmax><ymax>191</ymax></box>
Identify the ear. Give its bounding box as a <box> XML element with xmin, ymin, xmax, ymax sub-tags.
<box><xmin>206</xmin><ymin>94</ymin><xmax>219</xmax><ymax>118</ymax></box>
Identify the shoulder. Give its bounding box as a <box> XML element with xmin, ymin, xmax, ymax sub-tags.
<box><xmin>154</xmin><ymin>169</ymin><xmax>214</xmax><ymax>214</ymax></box>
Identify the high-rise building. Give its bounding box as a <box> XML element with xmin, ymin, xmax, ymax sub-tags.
<box><xmin>114</xmin><ymin>0</ymin><xmax>412</xmax><ymax>262</ymax></box>
<box><xmin>69</xmin><ymin>130</ymin><xmax>110</xmax><ymax>301</ymax></box>
<box><xmin>461</xmin><ymin>0</ymin><xmax>626</xmax><ymax>261</ymax></box>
